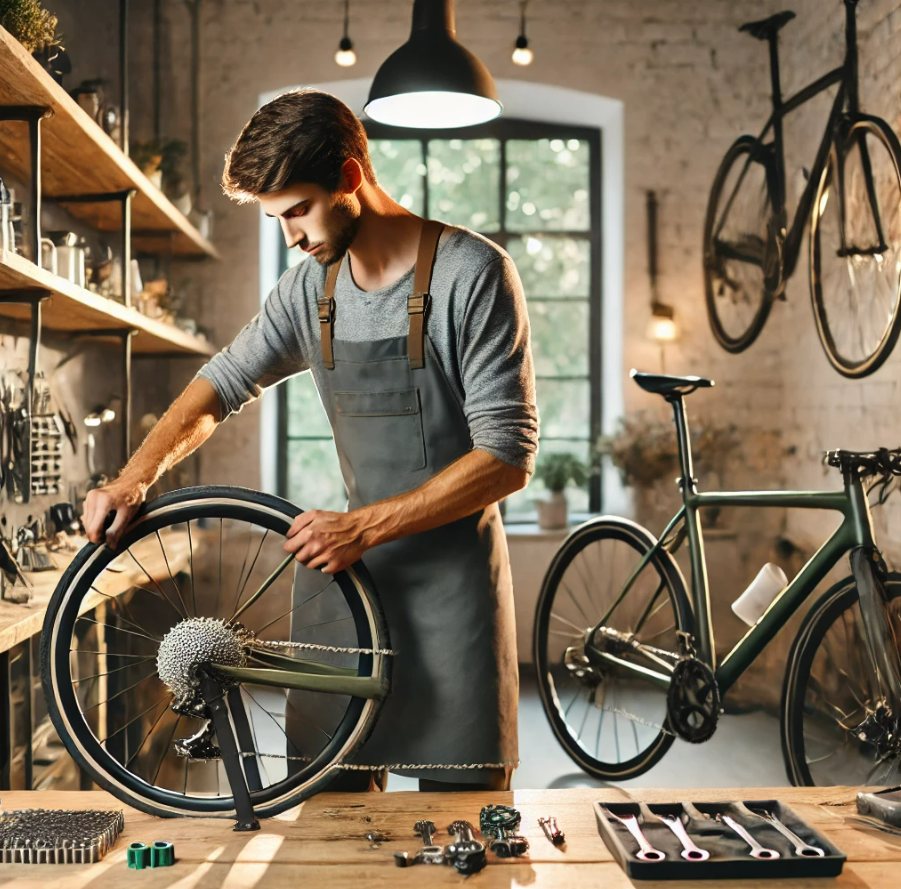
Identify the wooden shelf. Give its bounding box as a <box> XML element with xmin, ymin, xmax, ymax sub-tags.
<box><xmin>0</xmin><ymin>27</ymin><xmax>219</xmax><ymax>259</ymax></box>
<box><xmin>0</xmin><ymin>248</ymin><xmax>216</xmax><ymax>357</ymax></box>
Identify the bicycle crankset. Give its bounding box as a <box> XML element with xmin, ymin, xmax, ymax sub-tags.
<box><xmin>666</xmin><ymin>655</ymin><xmax>721</xmax><ymax>744</ymax></box>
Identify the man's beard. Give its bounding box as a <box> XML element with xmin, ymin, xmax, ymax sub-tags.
<box><xmin>316</xmin><ymin>193</ymin><xmax>362</xmax><ymax>266</ymax></box>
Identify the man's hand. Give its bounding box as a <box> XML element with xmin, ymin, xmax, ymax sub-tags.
<box><xmin>283</xmin><ymin>509</ymin><xmax>372</xmax><ymax>574</ymax></box>
<box><xmin>82</xmin><ymin>478</ymin><xmax>148</xmax><ymax>550</ymax></box>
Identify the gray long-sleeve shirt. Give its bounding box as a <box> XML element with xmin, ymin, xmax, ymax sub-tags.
<box><xmin>196</xmin><ymin>224</ymin><xmax>539</xmax><ymax>473</ymax></box>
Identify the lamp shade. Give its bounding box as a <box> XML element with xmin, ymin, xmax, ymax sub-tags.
<box><xmin>364</xmin><ymin>0</ymin><xmax>502</xmax><ymax>129</ymax></box>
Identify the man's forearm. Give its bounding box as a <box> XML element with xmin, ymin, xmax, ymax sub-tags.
<box><xmin>118</xmin><ymin>377</ymin><xmax>222</xmax><ymax>492</ymax></box>
<box><xmin>358</xmin><ymin>449</ymin><xmax>528</xmax><ymax>548</ymax></box>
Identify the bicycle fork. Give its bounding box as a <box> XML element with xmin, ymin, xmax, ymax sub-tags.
<box><xmin>849</xmin><ymin>546</ymin><xmax>901</xmax><ymax>717</ymax></box>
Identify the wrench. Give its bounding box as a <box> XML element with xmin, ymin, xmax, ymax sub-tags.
<box><xmin>720</xmin><ymin>815</ymin><xmax>780</xmax><ymax>859</ymax></box>
<box><xmin>604</xmin><ymin>810</ymin><xmax>666</xmax><ymax>862</ymax></box>
<box><xmin>445</xmin><ymin>820</ymin><xmax>487</xmax><ymax>874</ymax></box>
<box><xmin>394</xmin><ymin>819</ymin><xmax>446</xmax><ymax>867</ymax></box>
<box><xmin>660</xmin><ymin>814</ymin><xmax>710</xmax><ymax>861</ymax></box>
<box><xmin>754</xmin><ymin>811</ymin><xmax>824</xmax><ymax>857</ymax></box>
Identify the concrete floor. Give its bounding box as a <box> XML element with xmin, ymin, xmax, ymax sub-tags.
<box><xmin>386</xmin><ymin>670</ymin><xmax>789</xmax><ymax>792</ymax></box>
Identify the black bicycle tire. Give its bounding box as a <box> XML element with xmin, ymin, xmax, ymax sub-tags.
<box><xmin>810</xmin><ymin>116</ymin><xmax>901</xmax><ymax>378</ymax></box>
<box><xmin>533</xmin><ymin>517</ymin><xmax>694</xmax><ymax>781</ymax></box>
<box><xmin>704</xmin><ymin>135</ymin><xmax>776</xmax><ymax>353</ymax></box>
<box><xmin>40</xmin><ymin>485</ymin><xmax>390</xmax><ymax>819</ymax></box>
<box><xmin>781</xmin><ymin>572</ymin><xmax>901</xmax><ymax>786</ymax></box>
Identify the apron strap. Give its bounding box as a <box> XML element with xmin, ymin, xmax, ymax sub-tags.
<box><xmin>408</xmin><ymin>220</ymin><xmax>444</xmax><ymax>370</ymax></box>
<box><xmin>318</xmin><ymin>261</ymin><xmax>341</xmax><ymax>370</ymax></box>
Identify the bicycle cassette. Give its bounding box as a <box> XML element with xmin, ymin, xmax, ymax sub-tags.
<box><xmin>666</xmin><ymin>656</ymin><xmax>720</xmax><ymax>744</ymax></box>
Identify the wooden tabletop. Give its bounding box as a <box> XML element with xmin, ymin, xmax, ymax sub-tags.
<box><xmin>0</xmin><ymin>528</ymin><xmax>190</xmax><ymax>654</ymax></box>
<box><xmin>0</xmin><ymin>786</ymin><xmax>896</xmax><ymax>887</ymax></box>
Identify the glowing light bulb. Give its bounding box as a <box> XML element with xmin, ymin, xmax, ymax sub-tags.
<box><xmin>512</xmin><ymin>35</ymin><xmax>533</xmax><ymax>66</ymax></box>
<box><xmin>335</xmin><ymin>36</ymin><xmax>356</xmax><ymax>67</ymax></box>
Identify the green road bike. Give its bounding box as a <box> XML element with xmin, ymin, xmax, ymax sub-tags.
<box><xmin>41</xmin><ymin>486</ymin><xmax>390</xmax><ymax>824</ymax></box>
<box><xmin>534</xmin><ymin>370</ymin><xmax>901</xmax><ymax>787</ymax></box>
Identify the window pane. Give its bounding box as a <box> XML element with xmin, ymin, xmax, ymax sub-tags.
<box><xmin>370</xmin><ymin>139</ymin><xmax>424</xmax><ymax>214</ymax></box>
<box><xmin>504</xmin><ymin>439</ymin><xmax>590</xmax><ymax>518</ymax></box>
<box><xmin>506</xmin><ymin>138</ymin><xmax>590</xmax><ymax>231</ymax></box>
<box><xmin>285</xmin><ymin>440</ymin><xmax>347</xmax><ymax>512</ymax></box>
<box><xmin>427</xmin><ymin>138</ymin><xmax>500</xmax><ymax>232</ymax></box>
<box><xmin>528</xmin><ymin>302</ymin><xmax>589</xmax><ymax>377</ymax></box>
<box><xmin>537</xmin><ymin>378</ymin><xmax>591</xmax><ymax>439</ymax></box>
<box><xmin>507</xmin><ymin>235</ymin><xmax>590</xmax><ymax>298</ymax></box>
<box><xmin>286</xmin><ymin>372</ymin><xmax>332</xmax><ymax>438</ymax></box>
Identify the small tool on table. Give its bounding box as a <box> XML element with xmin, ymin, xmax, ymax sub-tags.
<box><xmin>660</xmin><ymin>814</ymin><xmax>711</xmax><ymax>861</ymax></box>
<box><xmin>754</xmin><ymin>810</ymin><xmax>824</xmax><ymax>857</ymax></box>
<box><xmin>719</xmin><ymin>814</ymin><xmax>780</xmax><ymax>859</ymax></box>
<box><xmin>538</xmin><ymin>815</ymin><xmax>565</xmax><ymax>846</ymax></box>
<box><xmin>602</xmin><ymin>809</ymin><xmax>666</xmax><ymax>862</ymax></box>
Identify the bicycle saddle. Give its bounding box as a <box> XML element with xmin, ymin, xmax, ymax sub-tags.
<box><xmin>630</xmin><ymin>369</ymin><xmax>714</xmax><ymax>398</ymax></box>
<box><xmin>739</xmin><ymin>11</ymin><xmax>796</xmax><ymax>41</ymax></box>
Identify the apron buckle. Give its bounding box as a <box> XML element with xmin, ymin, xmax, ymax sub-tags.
<box><xmin>408</xmin><ymin>292</ymin><xmax>430</xmax><ymax>315</ymax></box>
<box><xmin>318</xmin><ymin>296</ymin><xmax>336</xmax><ymax>322</ymax></box>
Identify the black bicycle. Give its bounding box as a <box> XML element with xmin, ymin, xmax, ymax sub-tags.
<box><xmin>704</xmin><ymin>1</ymin><xmax>901</xmax><ymax>377</ymax></box>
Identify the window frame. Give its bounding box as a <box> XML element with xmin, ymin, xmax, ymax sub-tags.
<box><xmin>276</xmin><ymin>117</ymin><xmax>603</xmax><ymax>514</ymax></box>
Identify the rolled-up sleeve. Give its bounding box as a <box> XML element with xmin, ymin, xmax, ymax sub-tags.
<box><xmin>195</xmin><ymin>270</ymin><xmax>307</xmax><ymax>420</ymax></box>
<box><xmin>459</xmin><ymin>255</ymin><xmax>539</xmax><ymax>473</ymax></box>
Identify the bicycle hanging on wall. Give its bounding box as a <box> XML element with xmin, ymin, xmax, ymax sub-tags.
<box><xmin>533</xmin><ymin>370</ymin><xmax>901</xmax><ymax>788</ymax></box>
<box><xmin>704</xmin><ymin>1</ymin><xmax>901</xmax><ymax>378</ymax></box>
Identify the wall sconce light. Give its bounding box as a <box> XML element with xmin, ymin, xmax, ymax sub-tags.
<box><xmin>512</xmin><ymin>1</ymin><xmax>534</xmax><ymax>66</ymax></box>
<box><xmin>645</xmin><ymin>191</ymin><xmax>678</xmax><ymax>371</ymax></box>
<box><xmin>365</xmin><ymin>0</ymin><xmax>503</xmax><ymax>129</ymax></box>
<box><xmin>84</xmin><ymin>400</ymin><xmax>119</xmax><ymax>427</ymax></box>
<box><xmin>647</xmin><ymin>302</ymin><xmax>678</xmax><ymax>342</ymax></box>
<box><xmin>335</xmin><ymin>0</ymin><xmax>357</xmax><ymax>67</ymax></box>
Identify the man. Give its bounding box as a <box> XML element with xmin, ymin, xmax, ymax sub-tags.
<box><xmin>83</xmin><ymin>89</ymin><xmax>538</xmax><ymax>792</ymax></box>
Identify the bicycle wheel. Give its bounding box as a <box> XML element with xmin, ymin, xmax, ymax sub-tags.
<box><xmin>40</xmin><ymin>486</ymin><xmax>389</xmax><ymax>818</ymax></box>
<box><xmin>810</xmin><ymin>116</ymin><xmax>901</xmax><ymax>378</ymax></box>
<box><xmin>533</xmin><ymin>517</ymin><xmax>693</xmax><ymax>780</ymax></box>
<box><xmin>704</xmin><ymin>136</ymin><xmax>778</xmax><ymax>352</ymax></box>
<box><xmin>782</xmin><ymin>573</ymin><xmax>901</xmax><ymax>786</ymax></box>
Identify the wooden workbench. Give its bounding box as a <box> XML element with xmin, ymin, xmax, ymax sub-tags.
<box><xmin>0</xmin><ymin>786</ymin><xmax>896</xmax><ymax>887</ymax></box>
<box><xmin>0</xmin><ymin>528</ymin><xmax>190</xmax><ymax>654</ymax></box>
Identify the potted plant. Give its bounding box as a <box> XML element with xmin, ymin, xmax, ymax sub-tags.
<box><xmin>0</xmin><ymin>0</ymin><xmax>69</xmax><ymax>83</ymax></box>
<box><xmin>131</xmin><ymin>138</ymin><xmax>188</xmax><ymax>209</ymax></box>
<box><xmin>534</xmin><ymin>452</ymin><xmax>589</xmax><ymax>530</ymax></box>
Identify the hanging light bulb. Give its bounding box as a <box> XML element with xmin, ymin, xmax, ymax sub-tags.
<box><xmin>512</xmin><ymin>1</ymin><xmax>533</xmax><ymax>66</ymax></box>
<box><xmin>365</xmin><ymin>0</ymin><xmax>503</xmax><ymax>129</ymax></box>
<box><xmin>335</xmin><ymin>0</ymin><xmax>357</xmax><ymax>67</ymax></box>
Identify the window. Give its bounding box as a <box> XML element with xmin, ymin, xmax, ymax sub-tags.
<box><xmin>277</xmin><ymin>119</ymin><xmax>601</xmax><ymax>519</ymax></box>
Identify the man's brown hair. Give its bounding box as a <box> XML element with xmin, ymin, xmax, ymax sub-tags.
<box><xmin>222</xmin><ymin>89</ymin><xmax>377</xmax><ymax>203</ymax></box>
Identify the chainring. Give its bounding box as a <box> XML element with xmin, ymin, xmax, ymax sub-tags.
<box><xmin>666</xmin><ymin>656</ymin><xmax>720</xmax><ymax>743</ymax></box>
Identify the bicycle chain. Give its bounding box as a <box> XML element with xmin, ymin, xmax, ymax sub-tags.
<box><xmin>248</xmin><ymin>639</ymin><xmax>396</xmax><ymax>657</ymax></box>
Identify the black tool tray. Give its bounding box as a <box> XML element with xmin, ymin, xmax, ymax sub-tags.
<box><xmin>594</xmin><ymin>799</ymin><xmax>845</xmax><ymax>880</ymax></box>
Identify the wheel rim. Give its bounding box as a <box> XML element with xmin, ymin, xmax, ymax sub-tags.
<box><xmin>812</xmin><ymin>121</ymin><xmax>901</xmax><ymax>376</ymax></box>
<box><xmin>535</xmin><ymin>524</ymin><xmax>683</xmax><ymax>776</ymax></box>
<box><xmin>46</xmin><ymin>496</ymin><xmax>385</xmax><ymax>815</ymax></box>
<box><xmin>705</xmin><ymin>142</ymin><xmax>774</xmax><ymax>348</ymax></box>
<box><xmin>791</xmin><ymin>581</ymin><xmax>901</xmax><ymax>786</ymax></box>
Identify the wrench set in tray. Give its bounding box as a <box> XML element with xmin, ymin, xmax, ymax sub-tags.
<box><xmin>594</xmin><ymin>799</ymin><xmax>845</xmax><ymax>880</ymax></box>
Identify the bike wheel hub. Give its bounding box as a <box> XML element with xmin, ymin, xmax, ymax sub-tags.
<box><xmin>852</xmin><ymin>700</ymin><xmax>901</xmax><ymax>758</ymax></box>
<box><xmin>157</xmin><ymin>617</ymin><xmax>248</xmax><ymax>712</ymax></box>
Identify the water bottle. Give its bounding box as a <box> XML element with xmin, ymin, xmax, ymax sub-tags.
<box><xmin>732</xmin><ymin>563</ymin><xmax>788</xmax><ymax>626</ymax></box>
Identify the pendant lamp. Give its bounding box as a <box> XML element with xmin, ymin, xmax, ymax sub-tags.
<box><xmin>364</xmin><ymin>0</ymin><xmax>503</xmax><ymax>129</ymax></box>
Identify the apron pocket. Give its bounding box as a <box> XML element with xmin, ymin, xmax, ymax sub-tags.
<box><xmin>334</xmin><ymin>388</ymin><xmax>427</xmax><ymax>471</ymax></box>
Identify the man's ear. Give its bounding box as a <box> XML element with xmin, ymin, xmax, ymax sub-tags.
<box><xmin>338</xmin><ymin>158</ymin><xmax>364</xmax><ymax>195</ymax></box>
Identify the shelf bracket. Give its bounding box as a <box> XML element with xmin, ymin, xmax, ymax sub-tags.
<box><xmin>48</xmin><ymin>189</ymin><xmax>137</xmax><ymax>307</ymax></box>
<box><xmin>0</xmin><ymin>290</ymin><xmax>51</xmax><ymax>503</ymax></box>
<box><xmin>71</xmin><ymin>328</ymin><xmax>137</xmax><ymax>467</ymax></box>
<box><xmin>0</xmin><ymin>106</ymin><xmax>51</xmax><ymax>265</ymax></box>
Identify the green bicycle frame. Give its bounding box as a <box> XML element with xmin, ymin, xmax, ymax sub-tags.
<box><xmin>591</xmin><ymin>393</ymin><xmax>876</xmax><ymax>698</ymax></box>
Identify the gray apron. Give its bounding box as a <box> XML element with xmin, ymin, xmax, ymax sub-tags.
<box><xmin>300</xmin><ymin>221</ymin><xmax>518</xmax><ymax>782</ymax></box>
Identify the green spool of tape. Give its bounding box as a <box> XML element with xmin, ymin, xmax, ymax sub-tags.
<box><xmin>150</xmin><ymin>841</ymin><xmax>175</xmax><ymax>867</ymax></box>
<box><xmin>127</xmin><ymin>842</ymin><xmax>150</xmax><ymax>869</ymax></box>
